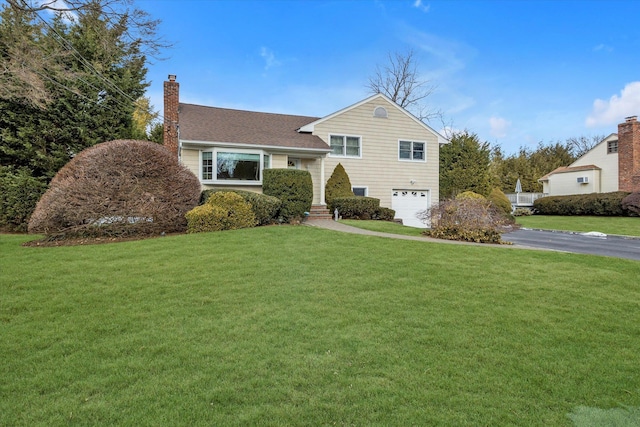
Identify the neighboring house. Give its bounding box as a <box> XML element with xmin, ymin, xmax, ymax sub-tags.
<box><xmin>163</xmin><ymin>75</ymin><xmax>448</xmax><ymax>227</ymax></box>
<box><xmin>539</xmin><ymin>116</ymin><xmax>640</xmax><ymax>196</ymax></box>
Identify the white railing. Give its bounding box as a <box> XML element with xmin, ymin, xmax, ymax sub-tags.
<box><xmin>505</xmin><ymin>192</ymin><xmax>548</xmax><ymax>206</ymax></box>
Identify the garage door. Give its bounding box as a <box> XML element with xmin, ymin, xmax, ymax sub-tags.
<box><xmin>391</xmin><ymin>190</ymin><xmax>429</xmax><ymax>228</ymax></box>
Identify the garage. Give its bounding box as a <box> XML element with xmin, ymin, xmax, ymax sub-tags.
<box><xmin>391</xmin><ymin>190</ymin><xmax>430</xmax><ymax>228</ymax></box>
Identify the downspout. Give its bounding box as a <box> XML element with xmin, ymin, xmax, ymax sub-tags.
<box><xmin>177</xmin><ymin>124</ymin><xmax>181</xmax><ymax>163</ymax></box>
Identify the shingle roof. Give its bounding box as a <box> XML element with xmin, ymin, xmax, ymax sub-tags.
<box><xmin>538</xmin><ymin>164</ymin><xmax>601</xmax><ymax>181</ymax></box>
<box><xmin>178</xmin><ymin>103</ymin><xmax>330</xmax><ymax>151</ymax></box>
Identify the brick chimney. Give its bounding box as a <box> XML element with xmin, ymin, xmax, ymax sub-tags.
<box><xmin>618</xmin><ymin>115</ymin><xmax>640</xmax><ymax>192</ymax></box>
<box><xmin>163</xmin><ymin>74</ymin><xmax>179</xmax><ymax>160</ymax></box>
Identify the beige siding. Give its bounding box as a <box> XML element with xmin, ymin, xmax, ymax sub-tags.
<box><xmin>271</xmin><ymin>154</ymin><xmax>288</xmax><ymax>169</ymax></box>
<box><xmin>181</xmin><ymin>148</ymin><xmax>200</xmax><ymax>180</ymax></box>
<box><xmin>300</xmin><ymin>157</ymin><xmax>323</xmax><ymax>204</ymax></box>
<box><xmin>571</xmin><ymin>135</ymin><xmax>618</xmax><ymax>193</ymax></box>
<box><xmin>547</xmin><ymin>170</ymin><xmax>599</xmax><ymax>196</ymax></box>
<box><xmin>313</xmin><ymin>97</ymin><xmax>439</xmax><ymax>208</ymax></box>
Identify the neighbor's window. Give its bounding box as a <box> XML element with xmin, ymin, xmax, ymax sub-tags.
<box><xmin>330</xmin><ymin>135</ymin><xmax>361</xmax><ymax>157</ymax></box>
<box><xmin>607</xmin><ymin>140</ymin><xmax>618</xmax><ymax>154</ymax></box>
<box><xmin>399</xmin><ymin>140</ymin><xmax>425</xmax><ymax>161</ymax></box>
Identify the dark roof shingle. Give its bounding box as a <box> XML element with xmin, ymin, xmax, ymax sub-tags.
<box><xmin>178</xmin><ymin>103</ymin><xmax>330</xmax><ymax>150</ymax></box>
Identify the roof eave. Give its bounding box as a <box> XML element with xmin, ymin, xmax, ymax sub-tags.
<box><xmin>180</xmin><ymin>139</ymin><xmax>332</xmax><ymax>154</ymax></box>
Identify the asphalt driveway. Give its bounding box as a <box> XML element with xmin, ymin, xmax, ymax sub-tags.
<box><xmin>502</xmin><ymin>228</ymin><xmax>640</xmax><ymax>261</ymax></box>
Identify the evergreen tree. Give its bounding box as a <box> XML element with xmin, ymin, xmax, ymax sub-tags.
<box><xmin>490</xmin><ymin>142</ymin><xmax>576</xmax><ymax>193</ymax></box>
<box><xmin>0</xmin><ymin>2</ymin><xmax>149</xmax><ymax>180</ymax></box>
<box><xmin>439</xmin><ymin>131</ymin><xmax>492</xmax><ymax>199</ymax></box>
<box><xmin>0</xmin><ymin>1</ymin><xmax>155</xmax><ymax>229</ymax></box>
<box><xmin>325</xmin><ymin>163</ymin><xmax>354</xmax><ymax>204</ymax></box>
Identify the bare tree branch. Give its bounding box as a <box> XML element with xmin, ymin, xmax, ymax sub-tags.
<box><xmin>1</xmin><ymin>0</ymin><xmax>171</xmax><ymax>106</ymax></box>
<box><xmin>366</xmin><ymin>49</ymin><xmax>441</xmax><ymax>123</ymax></box>
<box><xmin>565</xmin><ymin>134</ymin><xmax>605</xmax><ymax>158</ymax></box>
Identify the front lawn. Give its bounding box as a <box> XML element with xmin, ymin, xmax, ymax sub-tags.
<box><xmin>517</xmin><ymin>215</ymin><xmax>640</xmax><ymax>236</ymax></box>
<box><xmin>1</xmin><ymin>227</ymin><xmax>639</xmax><ymax>425</ymax></box>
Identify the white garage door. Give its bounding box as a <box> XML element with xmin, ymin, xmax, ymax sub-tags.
<box><xmin>391</xmin><ymin>190</ymin><xmax>429</xmax><ymax>228</ymax></box>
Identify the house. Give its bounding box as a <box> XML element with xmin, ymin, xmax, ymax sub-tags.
<box><xmin>163</xmin><ymin>75</ymin><xmax>448</xmax><ymax>227</ymax></box>
<box><xmin>538</xmin><ymin>116</ymin><xmax>640</xmax><ymax>196</ymax></box>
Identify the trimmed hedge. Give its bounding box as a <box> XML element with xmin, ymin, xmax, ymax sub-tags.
<box><xmin>331</xmin><ymin>196</ymin><xmax>396</xmax><ymax>221</ymax></box>
<box><xmin>332</xmin><ymin>196</ymin><xmax>380</xmax><ymax>219</ymax></box>
<box><xmin>533</xmin><ymin>192</ymin><xmax>631</xmax><ymax>216</ymax></box>
<box><xmin>262</xmin><ymin>169</ymin><xmax>313</xmax><ymax>222</ymax></box>
<box><xmin>0</xmin><ymin>167</ymin><xmax>48</xmax><ymax>232</ymax></box>
<box><xmin>373</xmin><ymin>206</ymin><xmax>396</xmax><ymax>221</ymax></box>
<box><xmin>186</xmin><ymin>192</ymin><xmax>255</xmax><ymax>233</ymax></box>
<box><xmin>200</xmin><ymin>189</ymin><xmax>281</xmax><ymax>225</ymax></box>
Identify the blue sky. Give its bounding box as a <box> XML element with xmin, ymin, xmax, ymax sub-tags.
<box><xmin>138</xmin><ymin>0</ymin><xmax>640</xmax><ymax>154</ymax></box>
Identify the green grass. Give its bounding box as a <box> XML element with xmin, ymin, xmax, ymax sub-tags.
<box><xmin>2</xmin><ymin>227</ymin><xmax>640</xmax><ymax>426</ymax></box>
<box><xmin>339</xmin><ymin>219</ymin><xmax>425</xmax><ymax>236</ymax></box>
<box><xmin>517</xmin><ymin>215</ymin><xmax>640</xmax><ymax>236</ymax></box>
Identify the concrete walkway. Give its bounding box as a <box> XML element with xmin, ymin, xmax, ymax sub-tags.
<box><xmin>304</xmin><ymin>219</ymin><xmax>522</xmax><ymax>248</ymax></box>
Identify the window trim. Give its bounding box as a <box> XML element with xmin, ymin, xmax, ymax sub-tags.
<box><xmin>200</xmin><ymin>148</ymin><xmax>265</xmax><ymax>185</ymax></box>
<box><xmin>328</xmin><ymin>134</ymin><xmax>362</xmax><ymax>159</ymax></box>
<box><xmin>398</xmin><ymin>139</ymin><xmax>427</xmax><ymax>162</ymax></box>
<box><xmin>352</xmin><ymin>186</ymin><xmax>368</xmax><ymax>197</ymax></box>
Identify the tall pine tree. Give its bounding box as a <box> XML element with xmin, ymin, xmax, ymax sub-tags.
<box><xmin>439</xmin><ymin>131</ymin><xmax>492</xmax><ymax>199</ymax></box>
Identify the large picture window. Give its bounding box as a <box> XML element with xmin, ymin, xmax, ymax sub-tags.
<box><xmin>217</xmin><ymin>152</ymin><xmax>260</xmax><ymax>180</ymax></box>
<box><xmin>399</xmin><ymin>140</ymin><xmax>425</xmax><ymax>161</ymax></box>
<box><xmin>202</xmin><ymin>150</ymin><xmax>262</xmax><ymax>182</ymax></box>
<box><xmin>330</xmin><ymin>135</ymin><xmax>361</xmax><ymax>157</ymax></box>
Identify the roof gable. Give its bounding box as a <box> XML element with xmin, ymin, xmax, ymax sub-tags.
<box><xmin>298</xmin><ymin>93</ymin><xmax>449</xmax><ymax>145</ymax></box>
<box><xmin>569</xmin><ymin>133</ymin><xmax>618</xmax><ymax>167</ymax></box>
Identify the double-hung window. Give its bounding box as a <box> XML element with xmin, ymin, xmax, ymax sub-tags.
<box><xmin>607</xmin><ymin>140</ymin><xmax>618</xmax><ymax>154</ymax></box>
<box><xmin>330</xmin><ymin>135</ymin><xmax>361</xmax><ymax>157</ymax></box>
<box><xmin>399</xmin><ymin>140</ymin><xmax>426</xmax><ymax>161</ymax></box>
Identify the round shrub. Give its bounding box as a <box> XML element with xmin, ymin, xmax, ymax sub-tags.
<box><xmin>488</xmin><ymin>188</ymin><xmax>513</xmax><ymax>217</ymax></box>
<box><xmin>263</xmin><ymin>169</ymin><xmax>313</xmax><ymax>222</ymax></box>
<box><xmin>186</xmin><ymin>192</ymin><xmax>255</xmax><ymax>233</ymax></box>
<box><xmin>325</xmin><ymin>163</ymin><xmax>353</xmax><ymax>205</ymax></box>
<box><xmin>622</xmin><ymin>192</ymin><xmax>640</xmax><ymax>216</ymax></box>
<box><xmin>200</xmin><ymin>189</ymin><xmax>281</xmax><ymax>225</ymax></box>
<box><xmin>28</xmin><ymin>140</ymin><xmax>201</xmax><ymax>237</ymax></box>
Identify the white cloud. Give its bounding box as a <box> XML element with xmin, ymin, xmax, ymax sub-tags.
<box><xmin>260</xmin><ymin>47</ymin><xmax>281</xmax><ymax>70</ymax></box>
<box><xmin>593</xmin><ymin>43</ymin><xmax>613</xmax><ymax>53</ymax></box>
<box><xmin>586</xmin><ymin>81</ymin><xmax>640</xmax><ymax>127</ymax></box>
<box><xmin>413</xmin><ymin>0</ymin><xmax>431</xmax><ymax>13</ymax></box>
<box><xmin>489</xmin><ymin>116</ymin><xmax>511</xmax><ymax>138</ymax></box>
